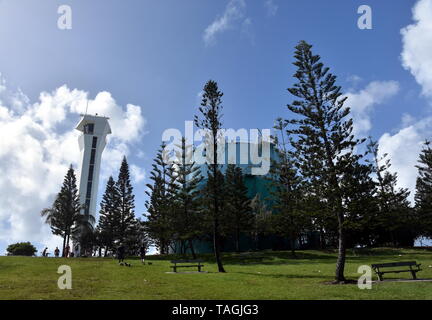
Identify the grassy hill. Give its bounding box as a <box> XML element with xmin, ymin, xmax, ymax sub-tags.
<box><xmin>0</xmin><ymin>248</ymin><xmax>431</xmax><ymax>300</ymax></box>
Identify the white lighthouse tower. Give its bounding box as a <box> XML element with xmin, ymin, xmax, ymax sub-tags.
<box><xmin>74</xmin><ymin>114</ymin><xmax>111</xmax><ymax>255</ymax></box>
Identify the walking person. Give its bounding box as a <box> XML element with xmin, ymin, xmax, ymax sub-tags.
<box><xmin>140</xmin><ymin>244</ymin><xmax>146</xmax><ymax>264</ymax></box>
<box><xmin>54</xmin><ymin>247</ymin><xmax>60</xmax><ymax>258</ymax></box>
<box><xmin>116</xmin><ymin>244</ymin><xmax>130</xmax><ymax>266</ymax></box>
<box><xmin>42</xmin><ymin>247</ymin><xmax>48</xmax><ymax>257</ymax></box>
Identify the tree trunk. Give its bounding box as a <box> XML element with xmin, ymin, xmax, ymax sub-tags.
<box><xmin>235</xmin><ymin>228</ymin><xmax>240</xmax><ymax>253</ymax></box>
<box><xmin>335</xmin><ymin>212</ymin><xmax>346</xmax><ymax>283</ymax></box>
<box><xmin>189</xmin><ymin>239</ymin><xmax>197</xmax><ymax>260</ymax></box>
<box><xmin>211</xmin><ymin>126</ymin><xmax>225</xmax><ymax>273</ymax></box>
<box><xmin>213</xmin><ymin>218</ymin><xmax>225</xmax><ymax>272</ymax></box>
<box><xmin>160</xmin><ymin>240</ymin><xmax>165</xmax><ymax>255</ymax></box>
<box><xmin>64</xmin><ymin>233</ymin><xmax>70</xmax><ymax>257</ymax></box>
<box><xmin>182</xmin><ymin>241</ymin><xmax>186</xmax><ymax>255</ymax></box>
<box><xmin>290</xmin><ymin>235</ymin><xmax>297</xmax><ymax>258</ymax></box>
<box><xmin>62</xmin><ymin>234</ymin><xmax>67</xmax><ymax>257</ymax></box>
<box><xmin>319</xmin><ymin>227</ymin><xmax>326</xmax><ymax>250</ymax></box>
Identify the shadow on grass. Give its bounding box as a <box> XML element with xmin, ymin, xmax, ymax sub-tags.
<box><xmin>234</xmin><ymin>271</ymin><xmax>330</xmax><ymax>280</ymax></box>
<box><xmin>118</xmin><ymin>247</ymin><xmax>431</xmax><ymax>268</ymax></box>
<box><xmin>348</xmin><ymin>247</ymin><xmax>432</xmax><ymax>256</ymax></box>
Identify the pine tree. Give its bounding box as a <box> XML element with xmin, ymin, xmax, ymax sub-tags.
<box><xmin>171</xmin><ymin>137</ymin><xmax>204</xmax><ymax>258</ymax></box>
<box><xmin>269</xmin><ymin>118</ymin><xmax>309</xmax><ymax>257</ymax></box>
<box><xmin>415</xmin><ymin>140</ymin><xmax>432</xmax><ymax>238</ymax></box>
<box><xmin>116</xmin><ymin>156</ymin><xmax>136</xmax><ymax>243</ymax></box>
<box><xmin>96</xmin><ymin>176</ymin><xmax>121</xmax><ymax>255</ymax></box>
<box><xmin>249</xmin><ymin>194</ymin><xmax>272</xmax><ymax>251</ymax></box>
<box><xmin>340</xmin><ymin>158</ymin><xmax>377</xmax><ymax>248</ymax></box>
<box><xmin>224</xmin><ymin>164</ymin><xmax>252</xmax><ymax>252</ymax></box>
<box><xmin>124</xmin><ymin>218</ymin><xmax>150</xmax><ymax>256</ymax></box>
<box><xmin>145</xmin><ymin>144</ymin><xmax>176</xmax><ymax>254</ymax></box>
<box><xmin>194</xmin><ymin>80</ymin><xmax>226</xmax><ymax>272</ymax></box>
<box><xmin>286</xmin><ymin>41</ymin><xmax>365</xmax><ymax>282</ymax></box>
<box><xmin>367</xmin><ymin>139</ymin><xmax>413</xmax><ymax>246</ymax></box>
<box><xmin>41</xmin><ymin>165</ymin><xmax>93</xmax><ymax>256</ymax></box>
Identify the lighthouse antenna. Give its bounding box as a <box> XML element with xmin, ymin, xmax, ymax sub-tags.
<box><xmin>85</xmin><ymin>99</ymin><xmax>89</xmax><ymax>115</ymax></box>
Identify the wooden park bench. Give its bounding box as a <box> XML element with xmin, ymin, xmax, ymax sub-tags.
<box><xmin>170</xmin><ymin>260</ymin><xmax>204</xmax><ymax>273</ymax></box>
<box><xmin>371</xmin><ymin>261</ymin><xmax>422</xmax><ymax>281</ymax></box>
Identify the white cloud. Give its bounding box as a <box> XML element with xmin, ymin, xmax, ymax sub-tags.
<box><xmin>264</xmin><ymin>0</ymin><xmax>278</xmax><ymax>17</ymax></box>
<box><xmin>401</xmin><ymin>0</ymin><xmax>432</xmax><ymax>98</ymax></box>
<box><xmin>130</xmin><ymin>164</ymin><xmax>146</xmax><ymax>183</ymax></box>
<box><xmin>345</xmin><ymin>80</ymin><xmax>400</xmax><ymax>136</ymax></box>
<box><xmin>0</xmin><ymin>75</ymin><xmax>146</xmax><ymax>253</ymax></box>
<box><xmin>378</xmin><ymin>117</ymin><xmax>432</xmax><ymax>202</ymax></box>
<box><xmin>203</xmin><ymin>0</ymin><xmax>248</xmax><ymax>46</ymax></box>
<box><xmin>374</xmin><ymin>0</ymin><xmax>432</xmax><ymax>203</ymax></box>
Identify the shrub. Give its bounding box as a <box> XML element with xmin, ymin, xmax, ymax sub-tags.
<box><xmin>6</xmin><ymin>242</ymin><xmax>37</xmax><ymax>256</ymax></box>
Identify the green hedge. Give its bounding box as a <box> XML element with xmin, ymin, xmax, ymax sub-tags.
<box><xmin>6</xmin><ymin>242</ymin><xmax>37</xmax><ymax>256</ymax></box>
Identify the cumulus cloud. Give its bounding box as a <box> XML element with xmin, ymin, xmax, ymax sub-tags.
<box><xmin>401</xmin><ymin>0</ymin><xmax>432</xmax><ymax>98</ymax></box>
<box><xmin>345</xmin><ymin>80</ymin><xmax>400</xmax><ymax>136</ymax></box>
<box><xmin>0</xmin><ymin>74</ymin><xmax>146</xmax><ymax>252</ymax></box>
<box><xmin>378</xmin><ymin>117</ymin><xmax>432</xmax><ymax>202</ymax></box>
<box><xmin>264</xmin><ymin>0</ymin><xmax>278</xmax><ymax>17</ymax></box>
<box><xmin>376</xmin><ymin>0</ymin><xmax>432</xmax><ymax>202</ymax></box>
<box><xmin>203</xmin><ymin>0</ymin><xmax>249</xmax><ymax>46</ymax></box>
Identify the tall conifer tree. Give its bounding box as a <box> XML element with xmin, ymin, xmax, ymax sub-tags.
<box><xmin>116</xmin><ymin>156</ymin><xmax>136</xmax><ymax>243</ymax></box>
<box><xmin>172</xmin><ymin>137</ymin><xmax>204</xmax><ymax>258</ymax></box>
<box><xmin>224</xmin><ymin>164</ymin><xmax>252</xmax><ymax>252</ymax></box>
<box><xmin>367</xmin><ymin>139</ymin><xmax>412</xmax><ymax>246</ymax></box>
<box><xmin>194</xmin><ymin>80</ymin><xmax>226</xmax><ymax>272</ymax></box>
<box><xmin>96</xmin><ymin>176</ymin><xmax>121</xmax><ymax>254</ymax></box>
<box><xmin>145</xmin><ymin>144</ymin><xmax>176</xmax><ymax>254</ymax></box>
<box><xmin>269</xmin><ymin>118</ymin><xmax>308</xmax><ymax>257</ymax></box>
<box><xmin>41</xmin><ymin>165</ymin><xmax>92</xmax><ymax>256</ymax></box>
<box><xmin>286</xmin><ymin>41</ymin><xmax>365</xmax><ymax>282</ymax></box>
<box><xmin>415</xmin><ymin>140</ymin><xmax>432</xmax><ymax>238</ymax></box>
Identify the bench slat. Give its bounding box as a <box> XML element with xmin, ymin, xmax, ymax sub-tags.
<box><xmin>378</xmin><ymin>269</ymin><xmax>420</xmax><ymax>274</ymax></box>
<box><xmin>371</xmin><ymin>261</ymin><xmax>417</xmax><ymax>268</ymax></box>
<box><xmin>171</xmin><ymin>265</ymin><xmax>205</xmax><ymax>268</ymax></box>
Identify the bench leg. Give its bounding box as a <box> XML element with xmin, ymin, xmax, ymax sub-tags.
<box><xmin>198</xmin><ymin>265</ymin><xmax>201</xmax><ymax>272</ymax></box>
<box><xmin>411</xmin><ymin>271</ymin><xmax>417</xmax><ymax>280</ymax></box>
<box><xmin>173</xmin><ymin>267</ymin><xmax>177</xmax><ymax>273</ymax></box>
<box><xmin>378</xmin><ymin>273</ymin><xmax>383</xmax><ymax>281</ymax></box>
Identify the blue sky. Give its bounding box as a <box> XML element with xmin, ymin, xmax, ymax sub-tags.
<box><xmin>0</xmin><ymin>0</ymin><xmax>431</xmax><ymax>253</ymax></box>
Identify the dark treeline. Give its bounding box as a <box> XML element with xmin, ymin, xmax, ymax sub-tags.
<box><xmin>41</xmin><ymin>41</ymin><xmax>432</xmax><ymax>283</ymax></box>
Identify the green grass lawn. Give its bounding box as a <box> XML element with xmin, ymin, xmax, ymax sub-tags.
<box><xmin>0</xmin><ymin>248</ymin><xmax>431</xmax><ymax>300</ymax></box>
